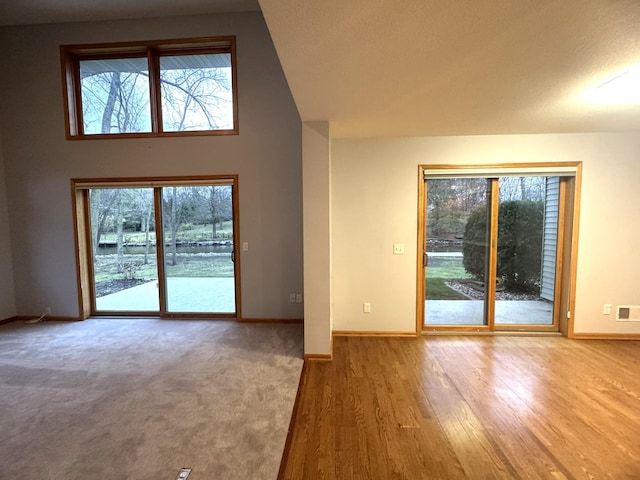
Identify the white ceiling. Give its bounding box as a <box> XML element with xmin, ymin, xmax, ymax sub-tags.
<box><xmin>259</xmin><ymin>0</ymin><xmax>640</xmax><ymax>137</ymax></box>
<box><xmin>2</xmin><ymin>0</ymin><xmax>640</xmax><ymax>138</ymax></box>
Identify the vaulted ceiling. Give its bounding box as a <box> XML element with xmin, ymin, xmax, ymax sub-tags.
<box><xmin>0</xmin><ymin>0</ymin><xmax>260</xmax><ymax>25</ymax></box>
<box><xmin>259</xmin><ymin>0</ymin><xmax>640</xmax><ymax>137</ymax></box>
<box><xmin>2</xmin><ymin>0</ymin><xmax>640</xmax><ymax>138</ymax></box>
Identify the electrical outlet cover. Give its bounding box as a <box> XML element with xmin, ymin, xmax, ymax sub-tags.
<box><xmin>176</xmin><ymin>468</ymin><xmax>191</xmax><ymax>480</ymax></box>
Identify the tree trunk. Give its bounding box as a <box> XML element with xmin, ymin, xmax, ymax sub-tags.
<box><xmin>520</xmin><ymin>177</ymin><xmax>527</xmax><ymax>200</ymax></box>
<box><xmin>90</xmin><ymin>190</ymin><xmax>101</xmax><ymax>261</ymax></box>
<box><xmin>143</xmin><ymin>213</ymin><xmax>150</xmax><ymax>265</ymax></box>
<box><xmin>170</xmin><ymin>187</ymin><xmax>178</xmax><ymax>266</ymax></box>
<box><xmin>116</xmin><ymin>193</ymin><xmax>125</xmax><ymax>274</ymax></box>
<box><xmin>210</xmin><ymin>187</ymin><xmax>217</xmax><ymax>240</ymax></box>
<box><xmin>102</xmin><ymin>72</ymin><xmax>121</xmax><ymax>134</ymax></box>
<box><xmin>91</xmin><ymin>190</ymin><xmax>111</xmax><ymax>262</ymax></box>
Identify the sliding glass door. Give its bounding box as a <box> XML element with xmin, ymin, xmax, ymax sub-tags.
<box><xmin>423</xmin><ymin>174</ymin><xmax>562</xmax><ymax>330</ymax></box>
<box><xmin>79</xmin><ymin>177</ymin><xmax>239</xmax><ymax>318</ymax></box>
<box><xmin>162</xmin><ymin>185</ymin><xmax>235</xmax><ymax>314</ymax></box>
<box><xmin>493</xmin><ymin>177</ymin><xmax>557</xmax><ymax>326</ymax></box>
<box><xmin>425</xmin><ymin>178</ymin><xmax>491</xmax><ymax>326</ymax></box>
<box><xmin>91</xmin><ymin>188</ymin><xmax>159</xmax><ymax>312</ymax></box>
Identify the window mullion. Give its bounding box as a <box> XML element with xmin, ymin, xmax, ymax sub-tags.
<box><xmin>486</xmin><ymin>178</ymin><xmax>499</xmax><ymax>329</ymax></box>
<box><xmin>153</xmin><ymin>187</ymin><xmax>168</xmax><ymax>314</ymax></box>
<box><xmin>72</xmin><ymin>55</ymin><xmax>85</xmax><ymax>136</ymax></box>
<box><xmin>147</xmin><ymin>48</ymin><xmax>162</xmax><ymax>134</ymax></box>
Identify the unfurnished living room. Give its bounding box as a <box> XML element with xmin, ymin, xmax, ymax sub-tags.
<box><xmin>1</xmin><ymin>1</ymin><xmax>640</xmax><ymax>479</ymax></box>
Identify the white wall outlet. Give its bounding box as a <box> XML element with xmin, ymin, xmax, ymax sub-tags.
<box><xmin>44</xmin><ymin>307</ymin><xmax>51</xmax><ymax>316</ymax></box>
<box><xmin>603</xmin><ymin>304</ymin><xmax>612</xmax><ymax>315</ymax></box>
<box><xmin>393</xmin><ymin>243</ymin><xmax>405</xmax><ymax>255</ymax></box>
<box><xmin>363</xmin><ymin>302</ymin><xmax>371</xmax><ymax>313</ymax></box>
<box><xmin>289</xmin><ymin>293</ymin><xmax>296</xmax><ymax>303</ymax></box>
<box><xmin>296</xmin><ymin>293</ymin><xmax>303</xmax><ymax>303</ymax></box>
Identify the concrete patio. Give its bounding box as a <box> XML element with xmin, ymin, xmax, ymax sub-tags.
<box><xmin>96</xmin><ymin>277</ymin><xmax>235</xmax><ymax>313</ymax></box>
<box><xmin>97</xmin><ymin>276</ymin><xmax>551</xmax><ymax>325</ymax></box>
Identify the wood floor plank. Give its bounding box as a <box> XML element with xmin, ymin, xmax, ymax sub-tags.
<box><xmin>427</xmin><ymin>339</ymin><xmax>575</xmax><ymax>479</ymax></box>
<box><xmin>279</xmin><ymin>336</ymin><xmax>640</xmax><ymax>479</ymax></box>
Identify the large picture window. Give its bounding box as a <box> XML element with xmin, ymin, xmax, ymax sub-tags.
<box><xmin>61</xmin><ymin>37</ymin><xmax>238</xmax><ymax>139</ymax></box>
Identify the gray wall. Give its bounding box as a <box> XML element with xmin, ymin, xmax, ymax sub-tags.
<box><xmin>0</xmin><ymin>131</ymin><xmax>16</xmax><ymax>319</ymax></box>
<box><xmin>0</xmin><ymin>12</ymin><xmax>303</xmax><ymax>319</ymax></box>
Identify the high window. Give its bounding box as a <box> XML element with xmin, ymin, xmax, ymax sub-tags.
<box><xmin>61</xmin><ymin>37</ymin><xmax>238</xmax><ymax>139</ymax></box>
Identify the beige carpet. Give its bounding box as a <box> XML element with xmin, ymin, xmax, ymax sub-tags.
<box><xmin>0</xmin><ymin>318</ymin><xmax>303</xmax><ymax>479</ymax></box>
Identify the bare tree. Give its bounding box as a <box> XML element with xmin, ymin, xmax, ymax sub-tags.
<box><xmin>80</xmin><ymin>56</ymin><xmax>232</xmax><ymax>134</ymax></box>
<box><xmin>162</xmin><ymin>187</ymin><xmax>197</xmax><ymax>266</ymax></box>
<box><xmin>499</xmin><ymin>177</ymin><xmax>546</xmax><ymax>201</ymax></box>
<box><xmin>128</xmin><ymin>189</ymin><xmax>154</xmax><ymax>265</ymax></box>
<box><xmin>426</xmin><ymin>179</ymin><xmax>452</xmax><ymax>238</ymax></box>
<box><xmin>166</xmin><ymin>187</ymin><xmax>179</xmax><ymax>266</ymax></box>
<box><xmin>207</xmin><ymin>186</ymin><xmax>232</xmax><ymax>239</ymax></box>
<box><xmin>189</xmin><ymin>186</ymin><xmax>233</xmax><ymax>240</ymax></box>
<box><xmin>114</xmin><ymin>191</ymin><xmax>125</xmax><ymax>273</ymax></box>
<box><xmin>91</xmin><ymin>188</ymin><xmax>154</xmax><ymax>272</ymax></box>
<box><xmin>427</xmin><ymin>178</ymin><xmax>488</xmax><ymax>239</ymax></box>
<box><xmin>81</xmin><ymin>66</ymin><xmax>149</xmax><ymax>134</ymax></box>
<box><xmin>160</xmin><ymin>64</ymin><xmax>232</xmax><ymax>131</ymax></box>
<box><xmin>90</xmin><ymin>189</ymin><xmax>120</xmax><ymax>261</ymax></box>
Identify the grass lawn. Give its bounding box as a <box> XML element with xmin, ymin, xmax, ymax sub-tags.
<box><xmin>100</xmin><ymin>221</ymin><xmax>234</xmax><ymax>244</ymax></box>
<box><xmin>93</xmin><ymin>253</ymin><xmax>234</xmax><ymax>284</ymax></box>
<box><xmin>166</xmin><ymin>255</ymin><xmax>234</xmax><ymax>277</ymax></box>
<box><xmin>426</xmin><ymin>256</ymin><xmax>471</xmax><ymax>300</ymax></box>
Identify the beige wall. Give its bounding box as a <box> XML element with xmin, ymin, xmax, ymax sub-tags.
<box><xmin>0</xmin><ymin>12</ymin><xmax>303</xmax><ymax>319</ymax></box>
<box><xmin>331</xmin><ymin>132</ymin><xmax>640</xmax><ymax>335</ymax></box>
<box><xmin>302</xmin><ymin>122</ymin><xmax>332</xmax><ymax>355</ymax></box>
<box><xmin>0</xmin><ymin>131</ymin><xmax>16</xmax><ymax>319</ymax></box>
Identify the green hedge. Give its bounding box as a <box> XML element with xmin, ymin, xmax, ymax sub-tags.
<box><xmin>463</xmin><ymin>200</ymin><xmax>543</xmax><ymax>293</ymax></box>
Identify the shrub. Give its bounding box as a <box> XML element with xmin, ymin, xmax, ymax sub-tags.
<box><xmin>462</xmin><ymin>206</ymin><xmax>488</xmax><ymax>280</ymax></box>
<box><xmin>463</xmin><ymin>200</ymin><xmax>543</xmax><ymax>293</ymax></box>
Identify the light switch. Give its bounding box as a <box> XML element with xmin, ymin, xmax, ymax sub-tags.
<box><xmin>242</xmin><ymin>242</ymin><xmax>249</xmax><ymax>251</ymax></box>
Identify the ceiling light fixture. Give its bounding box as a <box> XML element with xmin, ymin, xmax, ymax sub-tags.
<box><xmin>584</xmin><ymin>64</ymin><xmax>640</xmax><ymax>104</ymax></box>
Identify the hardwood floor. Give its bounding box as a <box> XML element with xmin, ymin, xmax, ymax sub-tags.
<box><xmin>279</xmin><ymin>335</ymin><xmax>640</xmax><ymax>479</ymax></box>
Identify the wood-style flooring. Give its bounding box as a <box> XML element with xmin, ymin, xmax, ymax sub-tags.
<box><xmin>279</xmin><ymin>335</ymin><xmax>640</xmax><ymax>479</ymax></box>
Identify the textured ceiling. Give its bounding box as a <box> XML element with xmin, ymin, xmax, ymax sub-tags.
<box><xmin>3</xmin><ymin>0</ymin><xmax>640</xmax><ymax>138</ymax></box>
<box><xmin>0</xmin><ymin>0</ymin><xmax>260</xmax><ymax>26</ymax></box>
<box><xmin>259</xmin><ymin>0</ymin><xmax>640</xmax><ymax>137</ymax></box>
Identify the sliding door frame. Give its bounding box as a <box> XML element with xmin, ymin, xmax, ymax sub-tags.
<box><xmin>71</xmin><ymin>175</ymin><xmax>242</xmax><ymax>320</ymax></box>
<box><xmin>416</xmin><ymin>162</ymin><xmax>582</xmax><ymax>335</ymax></box>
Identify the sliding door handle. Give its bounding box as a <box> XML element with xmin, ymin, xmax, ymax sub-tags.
<box><xmin>231</xmin><ymin>249</ymin><xmax>235</xmax><ymax>263</ymax></box>
<box><xmin>423</xmin><ymin>252</ymin><xmax>428</xmax><ymax>267</ymax></box>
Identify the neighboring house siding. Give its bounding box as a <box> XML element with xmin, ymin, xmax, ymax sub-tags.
<box><xmin>540</xmin><ymin>177</ymin><xmax>560</xmax><ymax>301</ymax></box>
